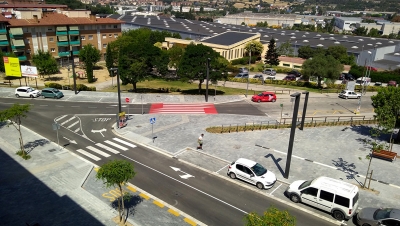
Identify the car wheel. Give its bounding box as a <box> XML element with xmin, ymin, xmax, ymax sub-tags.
<box><xmin>15</xmin><ymin>94</ymin><xmax>19</xmax><ymax>98</ymax></box>
<box><xmin>257</xmin><ymin>100</ymin><xmax>261</xmax><ymax>103</ymax></box>
<box><xmin>290</xmin><ymin>194</ymin><xmax>300</xmax><ymax>203</ymax></box>
<box><xmin>345</xmin><ymin>96</ymin><xmax>348</xmax><ymax>100</ymax></box>
<box><xmin>357</xmin><ymin>96</ymin><xmax>360</xmax><ymax>99</ymax></box>
<box><xmin>30</xmin><ymin>95</ymin><xmax>33</xmax><ymax>98</ymax></box>
<box><xmin>53</xmin><ymin>96</ymin><xmax>57</xmax><ymax>99</ymax></box>
<box><xmin>229</xmin><ymin>172</ymin><xmax>236</xmax><ymax>179</ymax></box>
<box><xmin>42</xmin><ymin>95</ymin><xmax>45</xmax><ymax>99</ymax></box>
<box><xmin>362</xmin><ymin>224</ymin><xmax>371</xmax><ymax>226</ymax></box>
<box><xmin>271</xmin><ymin>99</ymin><xmax>276</xmax><ymax>102</ymax></box>
<box><xmin>256</xmin><ymin>182</ymin><xmax>264</xmax><ymax>189</ymax></box>
<box><xmin>332</xmin><ymin>210</ymin><xmax>345</xmax><ymax>221</ymax></box>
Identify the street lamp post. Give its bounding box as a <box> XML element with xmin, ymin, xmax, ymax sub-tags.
<box><xmin>205</xmin><ymin>58</ymin><xmax>210</xmax><ymax>102</ymax></box>
<box><xmin>70</xmin><ymin>51</ymin><xmax>77</xmax><ymax>95</ymax></box>
<box><xmin>110</xmin><ymin>68</ymin><xmax>121</xmax><ymax>114</ymax></box>
<box><xmin>356</xmin><ymin>51</ymin><xmax>372</xmax><ymax>114</ymax></box>
<box><xmin>67</xmin><ymin>65</ymin><xmax>70</xmax><ymax>87</ymax></box>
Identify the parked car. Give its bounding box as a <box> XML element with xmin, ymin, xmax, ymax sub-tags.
<box><xmin>339</xmin><ymin>73</ymin><xmax>355</xmax><ymax>81</ymax></box>
<box><xmin>15</xmin><ymin>86</ymin><xmax>41</xmax><ymax>98</ymax></box>
<box><xmin>285</xmin><ymin>176</ymin><xmax>360</xmax><ymax>221</ymax></box>
<box><xmin>388</xmin><ymin>80</ymin><xmax>397</xmax><ymax>87</ymax></box>
<box><xmin>41</xmin><ymin>88</ymin><xmax>64</xmax><ymax>99</ymax></box>
<box><xmin>374</xmin><ymin>82</ymin><xmax>382</xmax><ymax>86</ymax></box>
<box><xmin>297</xmin><ymin>76</ymin><xmax>309</xmax><ymax>82</ymax></box>
<box><xmin>234</xmin><ymin>73</ymin><xmax>249</xmax><ymax>79</ymax></box>
<box><xmin>366</xmin><ymin>66</ymin><xmax>378</xmax><ymax>71</ymax></box>
<box><xmin>338</xmin><ymin>90</ymin><xmax>361</xmax><ymax>99</ymax></box>
<box><xmin>287</xmin><ymin>70</ymin><xmax>301</xmax><ymax>77</ymax></box>
<box><xmin>238</xmin><ymin>67</ymin><xmax>249</xmax><ymax>73</ymax></box>
<box><xmin>265</xmin><ymin>74</ymin><xmax>276</xmax><ymax>80</ymax></box>
<box><xmin>251</xmin><ymin>92</ymin><xmax>277</xmax><ymax>103</ymax></box>
<box><xmin>356</xmin><ymin>77</ymin><xmax>371</xmax><ymax>85</ymax></box>
<box><xmin>283</xmin><ymin>75</ymin><xmax>296</xmax><ymax>81</ymax></box>
<box><xmin>357</xmin><ymin>207</ymin><xmax>400</xmax><ymax>226</ymax></box>
<box><xmin>227</xmin><ymin>158</ymin><xmax>277</xmax><ymax>189</ymax></box>
<box><xmin>263</xmin><ymin>68</ymin><xmax>277</xmax><ymax>76</ymax></box>
<box><xmin>253</xmin><ymin>74</ymin><xmax>264</xmax><ymax>81</ymax></box>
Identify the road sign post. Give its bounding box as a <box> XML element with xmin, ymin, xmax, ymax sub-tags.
<box><xmin>52</xmin><ymin>122</ymin><xmax>60</xmax><ymax>148</ymax></box>
<box><xmin>280</xmin><ymin>103</ymin><xmax>283</xmax><ymax>125</ymax></box>
<box><xmin>141</xmin><ymin>94</ymin><xmax>143</xmax><ymax>115</ymax></box>
<box><xmin>125</xmin><ymin>97</ymin><xmax>130</xmax><ymax>119</ymax></box>
<box><xmin>150</xmin><ymin>117</ymin><xmax>156</xmax><ymax>142</ymax></box>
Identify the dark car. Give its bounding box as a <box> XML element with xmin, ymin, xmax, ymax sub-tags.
<box><xmin>339</xmin><ymin>73</ymin><xmax>354</xmax><ymax>81</ymax></box>
<box><xmin>253</xmin><ymin>74</ymin><xmax>264</xmax><ymax>81</ymax></box>
<box><xmin>234</xmin><ymin>73</ymin><xmax>249</xmax><ymax>79</ymax></box>
<box><xmin>283</xmin><ymin>75</ymin><xmax>296</xmax><ymax>81</ymax></box>
<box><xmin>357</xmin><ymin>207</ymin><xmax>400</xmax><ymax>226</ymax></box>
<box><xmin>238</xmin><ymin>67</ymin><xmax>249</xmax><ymax>73</ymax></box>
<box><xmin>41</xmin><ymin>88</ymin><xmax>64</xmax><ymax>99</ymax></box>
<box><xmin>287</xmin><ymin>70</ymin><xmax>301</xmax><ymax>77</ymax></box>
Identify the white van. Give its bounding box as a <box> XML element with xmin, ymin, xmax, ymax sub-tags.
<box><xmin>285</xmin><ymin>176</ymin><xmax>359</xmax><ymax>221</ymax></box>
<box><xmin>356</xmin><ymin>77</ymin><xmax>371</xmax><ymax>85</ymax></box>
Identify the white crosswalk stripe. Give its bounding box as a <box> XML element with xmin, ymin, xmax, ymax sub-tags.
<box><xmin>60</xmin><ymin>116</ymin><xmax>76</xmax><ymax>126</ymax></box>
<box><xmin>95</xmin><ymin>143</ymin><xmax>120</xmax><ymax>154</ymax></box>
<box><xmin>86</xmin><ymin>146</ymin><xmax>111</xmax><ymax>157</ymax></box>
<box><xmin>67</xmin><ymin>121</ymin><xmax>79</xmax><ymax>129</ymax></box>
<box><xmin>56</xmin><ymin>115</ymin><xmax>68</xmax><ymax>121</ymax></box>
<box><xmin>74</xmin><ymin>128</ymin><xmax>80</xmax><ymax>133</ymax></box>
<box><xmin>76</xmin><ymin>149</ymin><xmax>101</xmax><ymax>161</ymax></box>
<box><xmin>113</xmin><ymin>138</ymin><xmax>137</xmax><ymax>148</ymax></box>
<box><xmin>104</xmin><ymin>140</ymin><xmax>129</xmax><ymax>151</ymax></box>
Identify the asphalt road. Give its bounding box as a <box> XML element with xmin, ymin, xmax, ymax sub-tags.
<box><xmin>0</xmin><ymin>97</ymin><xmax>354</xmax><ymax>226</ymax></box>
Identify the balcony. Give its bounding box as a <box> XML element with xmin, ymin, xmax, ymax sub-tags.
<box><xmin>0</xmin><ymin>29</ymin><xmax>7</xmax><ymax>34</ymax></box>
<box><xmin>69</xmin><ymin>40</ymin><xmax>80</xmax><ymax>46</ymax></box>
<box><xmin>56</xmin><ymin>31</ymin><xmax>68</xmax><ymax>36</ymax></box>
<box><xmin>9</xmin><ymin>33</ymin><xmax>23</xmax><ymax>39</ymax></box>
<box><xmin>0</xmin><ymin>40</ymin><xmax>9</xmax><ymax>46</ymax></box>
<box><xmin>58</xmin><ymin>51</ymin><xmax>70</xmax><ymax>57</ymax></box>
<box><xmin>73</xmin><ymin>50</ymin><xmax>80</xmax><ymax>55</ymax></box>
<box><xmin>68</xmin><ymin>30</ymin><xmax>79</xmax><ymax>35</ymax></box>
<box><xmin>57</xmin><ymin>41</ymin><xmax>69</xmax><ymax>47</ymax></box>
<box><xmin>17</xmin><ymin>55</ymin><xmax>27</xmax><ymax>61</ymax></box>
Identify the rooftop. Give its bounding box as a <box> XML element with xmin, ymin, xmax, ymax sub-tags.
<box><xmin>0</xmin><ymin>3</ymin><xmax>67</xmax><ymax>8</ymax></box>
<box><xmin>201</xmin><ymin>31</ymin><xmax>257</xmax><ymax>46</ymax></box>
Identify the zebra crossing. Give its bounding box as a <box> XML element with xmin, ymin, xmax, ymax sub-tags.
<box><xmin>75</xmin><ymin>138</ymin><xmax>137</xmax><ymax>161</ymax></box>
<box><xmin>55</xmin><ymin>115</ymin><xmax>84</xmax><ymax>136</ymax></box>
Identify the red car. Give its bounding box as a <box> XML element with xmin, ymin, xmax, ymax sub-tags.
<box><xmin>365</xmin><ymin>66</ymin><xmax>378</xmax><ymax>71</ymax></box>
<box><xmin>251</xmin><ymin>92</ymin><xmax>277</xmax><ymax>103</ymax></box>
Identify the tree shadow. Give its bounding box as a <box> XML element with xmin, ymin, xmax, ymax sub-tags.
<box><xmin>110</xmin><ymin>194</ymin><xmax>143</xmax><ymax>221</ymax></box>
<box><xmin>349</xmin><ymin>125</ymin><xmax>391</xmax><ymax>142</ymax></box>
<box><xmin>0</xmin><ymin>121</ymin><xmax>8</xmax><ymax>129</ymax></box>
<box><xmin>331</xmin><ymin>157</ymin><xmax>361</xmax><ymax>183</ymax></box>
<box><xmin>265</xmin><ymin>153</ymin><xmax>285</xmax><ymax>177</ymax></box>
<box><xmin>180</xmin><ymin>89</ymin><xmax>226</xmax><ymax>95</ymax></box>
<box><xmin>24</xmin><ymin>139</ymin><xmax>50</xmax><ymax>154</ymax></box>
<box><xmin>44</xmin><ymin>76</ymin><xmax>64</xmax><ymax>81</ymax></box>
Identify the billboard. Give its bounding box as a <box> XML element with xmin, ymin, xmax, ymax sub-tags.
<box><xmin>3</xmin><ymin>57</ymin><xmax>21</xmax><ymax>77</ymax></box>
<box><xmin>21</xmin><ymin>65</ymin><xmax>38</xmax><ymax>78</ymax></box>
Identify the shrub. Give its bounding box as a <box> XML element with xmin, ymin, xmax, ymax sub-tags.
<box><xmin>349</xmin><ymin>65</ymin><xmax>400</xmax><ymax>83</ymax></box>
<box><xmin>44</xmin><ymin>82</ymin><xmax>62</xmax><ymax>89</ymax></box>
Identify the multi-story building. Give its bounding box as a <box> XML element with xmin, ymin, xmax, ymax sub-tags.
<box><xmin>0</xmin><ymin>4</ymin><xmax>124</xmax><ymax>64</ymax></box>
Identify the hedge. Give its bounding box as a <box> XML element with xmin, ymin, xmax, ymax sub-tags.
<box><xmin>44</xmin><ymin>82</ymin><xmax>96</xmax><ymax>91</ymax></box>
<box><xmin>231</xmin><ymin>56</ymin><xmax>258</xmax><ymax>65</ymax></box>
<box><xmin>349</xmin><ymin>65</ymin><xmax>400</xmax><ymax>83</ymax></box>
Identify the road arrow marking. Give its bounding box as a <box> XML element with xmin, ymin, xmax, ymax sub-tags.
<box><xmin>63</xmin><ymin>137</ymin><xmax>77</xmax><ymax>144</ymax></box>
<box><xmin>170</xmin><ymin>166</ymin><xmax>194</xmax><ymax>179</ymax></box>
<box><xmin>91</xmin><ymin>128</ymin><xmax>107</xmax><ymax>137</ymax></box>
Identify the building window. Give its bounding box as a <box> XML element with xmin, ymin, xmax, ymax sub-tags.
<box><xmin>102</xmin><ymin>34</ymin><xmax>106</xmax><ymax>39</ymax></box>
<box><xmin>101</xmin><ymin>25</ymin><xmax>106</xmax><ymax>29</ymax></box>
<box><xmin>89</xmin><ymin>35</ymin><xmax>93</xmax><ymax>40</ymax></box>
<box><xmin>31</xmin><ymin>28</ymin><xmax>35</xmax><ymax>33</ymax></box>
<box><xmin>79</xmin><ymin>26</ymin><xmax>85</xmax><ymax>30</ymax></box>
<box><xmin>103</xmin><ymin>44</ymin><xmax>107</xmax><ymax>48</ymax></box>
<box><xmin>114</xmin><ymin>34</ymin><xmax>118</xmax><ymax>38</ymax></box>
<box><xmin>49</xmin><ymin>37</ymin><xmax>54</xmax><ymax>42</ymax></box>
<box><xmin>109</xmin><ymin>34</ymin><xmax>112</xmax><ymax>38</ymax></box>
<box><xmin>51</xmin><ymin>48</ymin><xmax>55</xmax><ymax>52</ymax></box>
<box><xmin>113</xmin><ymin>25</ymin><xmax>118</xmax><ymax>29</ymax></box>
<box><xmin>23</xmin><ymin>27</ymin><xmax>28</xmax><ymax>32</ymax></box>
<box><xmin>81</xmin><ymin>35</ymin><xmax>85</xmax><ymax>40</ymax></box>
<box><xmin>25</xmin><ymin>39</ymin><xmax>30</xmax><ymax>44</ymax></box>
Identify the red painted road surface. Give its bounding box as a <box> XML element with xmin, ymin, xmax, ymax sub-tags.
<box><xmin>149</xmin><ymin>103</ymin><xmax>218</xmax><ymax>114</ymax></box>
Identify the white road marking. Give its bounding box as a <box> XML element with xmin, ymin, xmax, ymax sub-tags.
<box><xmin>67</xmin><ymin>121</ymin><xmax>79</xmax><ymax>129</ymax></box>
<box><xmin>76</xmin><ymin>149</ymin><xmax>100</xmax><ymax>161</ymax></box>
<box><xmin>60</xmin><ymin>116</ymin><xmax>76</xmax><ymax>126</ymax></box>
<box><xmin>95</xmin><ymin>143</ymin><xmax>120</xmax><ymax>154</ymax></box>
<box><xmin>98</xmin><ymin>97</ymin><xmax>103</xmax><ymax>102</ymax></box>
<box><xmin>314</xmin><ymin>161</ymin><xmax>337</xmax><ymax>170</ymax></box>
<box><xmin>86</xmin><ymin>146</ymin><xmax>111</xmax><ymax>157</ymax></box>
<box><xmin>269</xmin><ymin>183</ymin><xmax>282</xmax><ymax>196</ymax></box>
<box><xmin>121</xmin><ymin>154</ymin><xmax>248</xmax><ymax>214</ymax></box>
<box><xmin>104</xmin><ymin>140</ymin><xmax>128</xmax><ymax>151</ymax></box>
<box><xmin>74</xmin><ymin>128</ymin><xmax>80</xmax><ymax>133</ymax></box>
<box><xmin>88</xmin><ymin>107</ymin><xmax>97</xmax><ymax>108</ymax></box>
<box><xmin>55</xmin><ymin>115</ymin><xmax>68</xmax><ymax>121</ymax></box>
<box><xmin>173</xmin><ymin>149</ymin><xmax>187</xmax><ymax>157</ymax></box>
<box><xmin>112</xmin><ymin>138</ymin><xmax>137</xmax><ymax>148</ymax></box>
<box><xmin>56</xmin><ymin>105</ymin><xmax>64</xmax><ymax>107</ymax></box>
<box><xmin>215</xmin><ymin>164</ymin><xmax>229</xmax><ymax>173</ymax></box>
<box><xmin>71</xmin><ymin>106</ymin><xmax>79</xmax><ymax>108</ymax></box>
<box><xmin>40</xmin><ymin>105</ymin><xmax>48</xmax><ymax>107</ymax></box>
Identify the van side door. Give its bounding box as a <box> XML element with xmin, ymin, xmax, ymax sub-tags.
<box><xmin>300</xmin><ymin>187</ymin><xmax>318</xmax><ymax>206</ymax></box>
<box><xmin>317</xmin><ymin>190</ymin><xmax>334</xmax><ymax>212</ymax></box>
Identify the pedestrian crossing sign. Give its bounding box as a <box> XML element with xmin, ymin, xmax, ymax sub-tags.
<box><xmin>150</xmin><ymin>117</ymin><xmax>156</xmax><ymax>124</ymax></box>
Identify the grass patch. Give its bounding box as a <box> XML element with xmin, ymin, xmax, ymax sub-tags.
<box><xmin>16</xmin><ymin>150</ymin><xmax>31</xmax><ymax>160</ymax></box>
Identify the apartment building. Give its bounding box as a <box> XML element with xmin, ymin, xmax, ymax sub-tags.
<box><xmin>1</xmin><ymin>7</ymin><xmax>124</xmax><ymax>64</ymax></box>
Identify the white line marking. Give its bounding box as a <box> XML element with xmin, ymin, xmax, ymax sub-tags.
<box><xmin>60</xmin><ymin>116</ymin><xmax>76</xmax><ymax>126</ymax></box>
<box><xmin>104</xmin><ymin>140</ymin><xmax>128</xmax><ymax>151</ymax></box>
<box><xmin>55</xmin><ymin>115</ymin><xmax>68</xmax><ymax>121</ymax></box>
<box><xmin>76</xmin><ymin>149</ymin><xmax>100</xmax><ymax>161</ymax></box>
<box><xmin>173</xmin><ymin>149</ymin><xmax>187</xmax><ymax>157</ymax></box>
<box><xmin>106</xmin><ymin>107</ymin><xmax>114</xmax><ymax>108</ymax></box>
<box><xmin>88</xmin><ymin>107</ymin><xmax>97</xmax><ymax>108</ymax></box>
<box><xmin>269</xmin><ymin>183</ymin><xmax>282</xmax><ymax>196</ymax></box>
<box><xmin>71</xmin><ymin>106</ymin><xmax>79</xmax><ymax>108</ymax></box>
<box><xmin>120</xmin><ymin>154</ymin><xmax>248</xmax><ymax>214</ymax></box>
<box><xmin>74</xmin><ymin>128</ymin><xmax>80</xmax><ymax>133</ymax></box>
<box><xmin>40</xmin><ymin>105</ymin><xmax>48</xmax><ymax>106</ymax></box>
<box><xmin>95</xmin><ymin>143</ymin><xmax>120</xmax><ymax>154</ymax></box>
<box><xmin>215</xmin><ymin>164</ymin><xmax>229</xmax><ymax>173</ymax></box>
<box><xmin>67</xmin><ymin>121</ymin><xmax>79</xmax><ymax>129</ymax></box>
<box><xmin>86</xmin><ymin>146</ymin><xmax>111</xmax><ymax>157</ymax></box>
<box><xmin>56</xmin><ymin>105</ymin><xmax>64</xmax><ymax>107</ymax></box>
<box><xmin>98</xmin><ymin>97</ymin><xmax>103</xmax><ymax>102</ymax></box>
<box><xmin>65</xmin><ymin>96</ymin><xmax>73</xmax><ymax>101</ymax></box>
<box><xmin>112</xmin><ymin>138</ymin><xmax>137</xmax><ymax>148</ymax></box>
<box><xmin>314</xmin><ymin>161</ymin><xmax>337</xmax><ymax>169</ymax></box>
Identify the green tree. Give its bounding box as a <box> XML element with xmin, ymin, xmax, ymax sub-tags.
<box><xmin>79</xmin><ymin>44</ymin><xmax>101</xmax><ymax>83</ymax></box>
<box><xmin>244</xmin><ymin>206</ymin><xmax>296</xmax><ymax>226</ymax></box>
<box><xmin>276</xmin><ymin>40</ymin><xmax>294</xmax><ymax>56</ymax></box>
<box><xmin>167</xmin><ymin>45</ymin><xmax>185</xmax><ymax>69</ymax></box>
<box><xmin>105</xmin><ymin>43</ymin><xmax>114</xmax><ymax>77</ymax></box>
<box><xmin>177</xmin><ymin>43</ymin><xmax>226</xmax><ymax>93</ymax></box>
<box><xmin>96</xmin><ymin>160</ymin><xmax>136</xmax><ymax>223</ymax></box>
<box><xmin>301</xmin><ymin>54</ymin><xmax>343</xmax><ymax>87</ymax></box>
<box><xmin>244</xmin><ymin>40</ymin><xmax>264</xmax><ymax>57</ymax></box>
<box><xmin>353</xmin><ymin>27</ymin><xmax>368</xmax><ymax>36</ymax></box>
<box><xmin>0</xmin><ymin>51</ymin><xmax>5</xmax><ymax>72</ymax></box>
<box><xmin>0</xmin><ymin>104</ymin><xmax>31</xmax><ymax>160</ymax></box>
<box><xmin>297</xmin><ymin>45</ymin><xmax>314</xmax><ymax>59</ymax></box>
<box><xmin>264</xmin><ymin>38</ymin><xmax>280</xmax><ymax>66</ymax></box>
<box><xmin>368</xmin><ymin>28</ymin><xmax>380</xmax><ymax>37</ymax></box>
<box><xmin>31</xmin><ymin>50</ymin><xmax>59</xmax><ymax>79</ymax></box>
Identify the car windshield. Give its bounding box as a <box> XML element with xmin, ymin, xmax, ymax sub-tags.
<box><xmin>251</xmin><ymin>163</ymin><xmax>267</xmax><ymax>176</ymax></box>
<box><xmin>299</xmin><ymin>179</ymin><xmax>313</xmax><ymax>189</ymax></box>
<box><xmin>374</xmin><ymin>208</ymin><xmax>393</xmax><ymax>220</ymax></box>
<box><xmin>53</xmin><ymin>89</ymin><xmax>60</xmax><ymax>92</ymax></box>
<box><xmin>257</xmin><ymin>93</ymin><xmax>263</xmax><ymax>96</ymax></box>
<box><xmin>340</xmin><ymin>90</ymin><xmax>346</xmax><ymax>94</ymax></box>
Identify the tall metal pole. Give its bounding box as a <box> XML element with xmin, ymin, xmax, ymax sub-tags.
<box><xmin>116</xmin><ymin>69</ymin><xmax>122</xmax><ymax>114</ymax></box>
<box><xmin>300</xmin><ymin>91</ymin><xmax>309</xmax><ymax>130</ymax></box>
<box><xmin>141</xmin><ymin>94</ymin><xmax>143</xmax><ymax>115</ymax></box>
<box><xmin>205</xmin><ymin>58</ymin><xmax>210</xmax><ymax>102</ymax></box>
<box><xmin>70</xmin><ymin>51</ymin><xmax>77</xmax><ymax>94</ymax></box>
<box><xmin>246</xmin><ymin>46</ymin><xmax>251</xmax><ymax>97</ymax></box>
<box><xmin>284</xmin><ymin>92</ymin><xmax>301</xmax><ymax>179</ymax></box>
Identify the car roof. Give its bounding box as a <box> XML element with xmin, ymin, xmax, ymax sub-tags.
<box><xmin>261</xmin><ymin>92</ymin><xmax>275</xmax><ymax>95</ymax></box>
<box><xmin>311</xmin><ymin>176</ymin><xmax>359</xmax><ymax>196</ymax></box>
<box><xmin>16</xmin><ymin>86</ymin><xmax>32</xmax><ymax>89</ymax></box>
<box><xmin>235</xmin><ymin>158</ymin><xmax>257</xmax><ymax>167</ymax></box>
<box><xmin>42</xmin><ymin>88</ymin><xmax>57</xmax><ymax>90</ymax></box>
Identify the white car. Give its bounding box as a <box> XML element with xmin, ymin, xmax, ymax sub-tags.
<box><xmin>227</xmin><ymin>158</ymin><xmax>277</xmax><ymax>189</ymax></box>
<box><xmin>338</xmin><ymin>90</ymin><xmax>361</xmax><ymax>99</ymax></box>
<box><xmin>15</xmin><ymin>86</ymin><xmax>41</xmax><ymax>98</ymax></box>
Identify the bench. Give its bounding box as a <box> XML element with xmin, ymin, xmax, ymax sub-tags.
<box><xmin>371</xmin><ymin>150</ymin><xmax>397</xmax><ymax>162</ymax></box>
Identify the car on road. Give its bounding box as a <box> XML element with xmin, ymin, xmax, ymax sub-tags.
<box><xmin>263</xmin><ymin>68</ymin><xmax>277</xmax><ymax>76</ymax></box>
<box><xmin>227</xmin><ymin>158</ymin><xmax>276</xmax><ymax>189</ymax></box>
<box><xmin>234</xmin><ymin>73</ymin><xmax>249</xmax><ymax>79</ymax></box>
<box><xmin>251</xmin><ymin>92</ymin><xmax>277</xmax><ymax>103</ymax></box>
<box><xmin>357</xmin><ymin>207</ymin><xmax>400</xmax><ymax>226</ymax></box>
<box><xmin>339</xmin><ymin>73</ymin><xmax>355</xmax><ymax>81</ymax></box>
<box><xmin>338</xmin><ymin>90</ymin><xmax>361</xmax><ymax>99</ymax></box>
<box><xmin>41</xmin><ymin>88</ymin><xmax>64</xmax><ymax>99</ymax></box>
<box><xmin>15</xmin><ymin>86</ymin><xmax>41</xmax><ymax>98</ymax></box>
<box><xmin>366</xmin><ymin>66</ymin><xmax>378</xmax><ymax>71</ymax></box>
<box><xmin>252</xmin><ymin>74</ymin><xmax>264</xmax><ymax>81</ymax></box>
<box><xmin>286</xmin><ymin>176</ymin><xmax>360</xmax><ymax>221</ymax></box>
<box><xmin>287</xmin><ymin>70</ymin><xmax>302</xmax><ymax>77</ymax></box>
<box><xmin>283</xmin><ymin>74</ymin><xmax>296</xmax><ymax>81</ymax></box>
<box><xmin>388</xmin><ymin>81</ymin><xmax>397</xmax><ymax>87</ymax></box>
<box><xmin>238</xmin><ymin>67</ymin><xmax>249</xmax><ymax>73</ymax></box>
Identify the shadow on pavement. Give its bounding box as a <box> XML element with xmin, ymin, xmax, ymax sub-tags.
<box><xmin>0</xmin><ymin>148</ymin><xmax>105</xmax><ymax>226</ymax></box>
<box><xmin>265</xmin><ymin>153</ymin><xmax>285</xmax><ymax>177</ymax></box>
<box><xmin>111</xmin><ymin>194</ymin><xmax>143</xmax><ymax>222</ymax></box>
<box><xmin>331</xmin><ymin>157</ymin><xmax>359</xmax><ymax>180</ymax></box>
<box><xmin>350</xmin><ymin>125</ymin><xmax>391</xmax><ymax>142</ymax></box>
<box><xmin>24</xmin><ymin>139</ymin><xmax>50</xmax><ymax>154</ymax></box>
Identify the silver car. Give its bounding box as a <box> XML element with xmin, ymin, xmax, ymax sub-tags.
<box><xmin>338</xmin><ymin>90</ymin><xmax>361</xmax><ymax>99</ymax></box>
<box><xmin>357</xmin><ymin>208</ymin><xmax>400</xmax><ymax>226</ymax></box>
<box><xmin>263</xmin><ymin>68</ymin><xmax>277</xmax><ymax>76</ymax></box>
